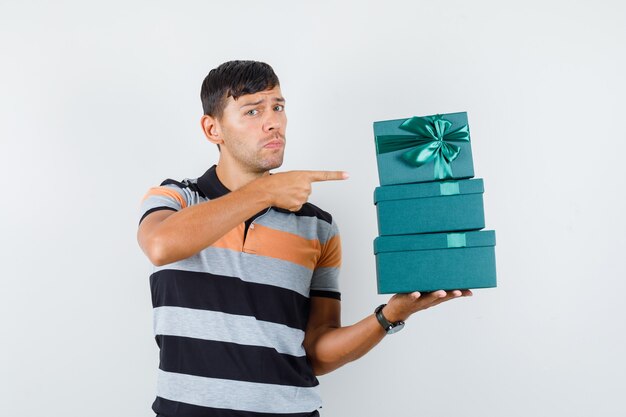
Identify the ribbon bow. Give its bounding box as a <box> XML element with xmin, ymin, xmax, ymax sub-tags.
<box><xmin>376</xmin><ymin>115</ymin><xmax>470</xmax><ymax>180</ymax></box>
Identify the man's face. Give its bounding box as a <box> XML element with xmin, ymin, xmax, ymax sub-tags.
<box><xmin>217</xmin><ymin>85</ymin><xmax>287</xmax><ymax>173</ymax></box>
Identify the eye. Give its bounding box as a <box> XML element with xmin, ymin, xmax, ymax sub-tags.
<box><xmin>246</xmin><ymin>109</ymin><xmax>259</xmax><ymax>116</ymax></box>
<box><xmin>274</xmin><ymin>104</ymin><xmax>284</xmax><ymax>111</ymax></box>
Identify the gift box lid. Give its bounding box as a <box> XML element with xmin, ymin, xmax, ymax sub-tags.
<box><xmin>374</xmin><ymin>178</ymin><xmax>484</xmax><ymax>205</ymax></box>
<box><xmin>373</xmin><ymin>111</ymin><xmax>470</xmax><ymax>140</ymax></box>
<box><xmin>373</xmin><ymin>112</ymin><xmax>474</xmax><ymax>186</ymax></box>
<box><xmin>374</xmin><ymin>230</ymin><xmax>496</xmax><ymax>254</ymax></box>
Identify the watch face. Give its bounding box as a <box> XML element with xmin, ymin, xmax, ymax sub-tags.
<box><xmin>387</xmin><ymin>322</ymin><xmax>405</xmax><ymax>334</ymax></box>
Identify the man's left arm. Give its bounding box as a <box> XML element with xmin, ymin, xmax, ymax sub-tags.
<box><xmin>304</xmin><ymin>218</ymin><xmax>472</xmax><ymax>375</ymax></box>
<box><xmin>303</xmin><ymin>289</ymin><xmax>472</xmax><ymax>376</ymax></box>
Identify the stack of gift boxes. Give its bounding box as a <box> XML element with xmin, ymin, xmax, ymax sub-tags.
<box><xmin>372</xmin><ymin>112</ymin><xmax>497</xmax><ymax>294</ymax></box>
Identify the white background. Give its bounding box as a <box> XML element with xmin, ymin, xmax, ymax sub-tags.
<box><xmin>2</xmin><ymin>1</ymin><xmax>625</xmax><ymax>416</ymax></box>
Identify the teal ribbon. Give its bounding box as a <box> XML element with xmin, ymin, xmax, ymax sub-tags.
<box><xmin>376</xmin><ymin>115</ymin><xmax>470</xmax><ymax>180</ymax></box>
<box><xmin>447</xmin><ymin>233</ymin><xmax>467</xmax><ymax>248</ymax></box>
<box><xmin>439</xmin><ymin>181</ymin><xmax>460</xmax><ymax>196</ymax></box>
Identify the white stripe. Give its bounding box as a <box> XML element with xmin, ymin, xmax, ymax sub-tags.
<box><xmin>157</xmin><ymin>369</ymin><xmax>321</xmax><ymax>414</ymax></box>
<box><xmin>154</xmin><ymin>247</ymin><xmax>313</xmax><ymax>297</ymax></box>
<box><xmin>153</xmin><ymin>306</ymin><xmax>306</xmax><ymax>357</ymax></box>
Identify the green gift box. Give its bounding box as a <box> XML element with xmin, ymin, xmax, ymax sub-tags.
<box><xmin>374</xmin><ymin>230</ymin><xmax>497</xmax><ymax>294</ymax></box>
<box><xmin>374</xmin><ymin>179</ymin><xmax>485</xmax><ymax>236</ymax></box>
<box><xmin>373</xmin><ymin>112</ymin><xmax>475</xmax><ymax>186</ymax></box>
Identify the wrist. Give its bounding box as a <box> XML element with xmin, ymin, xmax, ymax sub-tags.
<box><xmin>246</xmin><ymin>176</ymin><xmax>274</xmax><ymax>207</ymax></box>
<box><xmin>382</xmin><ymin>303</ymin><xmax>405</xmax><ymax>323</ymax></box>
<box><xmin>375</xmin><ymin>304</ymin><xmax>405</xmax><ymax>335</ymax></box>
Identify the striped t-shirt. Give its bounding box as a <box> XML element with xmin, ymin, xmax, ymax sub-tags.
<box><xmin>139</xmin><ymin>165</ymin><xmax>341</xmax><ymax>417</ymax></box>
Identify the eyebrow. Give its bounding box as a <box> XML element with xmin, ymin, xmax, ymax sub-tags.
<box><xmin>240</xmin><ymin>97</ymin><xmax>285</xmax><ymax>109</ymax></box>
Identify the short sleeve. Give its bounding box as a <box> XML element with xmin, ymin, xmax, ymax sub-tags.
<box><xmin>310</xmin><ymin>220</ymin><xmax>341</xmax><ymax>300</ymax></box>
<box><xmin>138</xmin><ymin>181</ymin><xmax>190</xmax><ymax>225</ymax></box>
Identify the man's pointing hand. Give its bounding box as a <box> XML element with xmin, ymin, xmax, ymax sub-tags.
<box><xmin>256</xmin><ymin>170</ymin><xmax>349</xmax><ymax>212</ymax></box>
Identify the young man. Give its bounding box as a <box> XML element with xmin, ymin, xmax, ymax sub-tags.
<box><xmin>137</xmin><ymin>60</ymin><xmax>472</xmax><ymax>417</ymax></box>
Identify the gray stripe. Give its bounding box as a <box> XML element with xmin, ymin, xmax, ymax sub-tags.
<box><xmin>153</xmin><ymin>306</ymin><xmax>305</xmax><ymax>357</ymax></box>
<box><xmin>311</xmin><ymin>267</ymin><xmax>341</xmax><ymax>292</ymax></box>
<box><xmin>140</xmin><ymin>194</ymin><xmax>182</xmax><ymax>213</ymax></box>
<box><xmin>179</xmin><ymin>185</ymin><xmax>206</xmax><ymax>206</ymax></box>
<box><xmin>140</xmin><ymin>185</ymin><xmax>197</xmax><ymax>217</ymax></box>
<box><xmin>156</xmin><ymin>369</ymin><xmax>321</xmax><ymax>414</ymax></box>
<box><xmin>255</xmin><ymin>211</ymin><xmax>338</xmax><ymax>243</ymax></box>
<box><xmin>154</xmin><ymin>247</ymin><xmax>313</xmax><ymax>297</ymax></box>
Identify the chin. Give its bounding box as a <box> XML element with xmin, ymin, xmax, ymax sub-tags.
<box><xmin>265</xmin><ymin>159</ymin><xmax>284</xmax><ymax>171</ymax></box>
<box><xmin>249</xmin><ymin>159</ymin><xmax>281</xmax><ymax>173</ymax></box>
<box><xmin>258</xmin><ymin>153</ymin><xmax>284</xmax><ymax>171</ymax></box>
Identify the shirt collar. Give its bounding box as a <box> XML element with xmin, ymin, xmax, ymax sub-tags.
<box><xmin>197</xmin><ymin>164</ymin><xmax>231</xmax><ymax>199</ymax></box>
<box><xmin>196</xmin><ymin>164</ymin><xmax>294</xmax><ymax>215</ymax></box>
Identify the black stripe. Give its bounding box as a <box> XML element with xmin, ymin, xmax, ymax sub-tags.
<box><xmin>150</xmin><ymin>269</ymin><xmax>311</xmax><ymax>331</ymax></box>
<box><xmin>153</xmin><ymin>396</ymin><xmax>320</xmax><ymax>417</ymax></box>
<box><xmin>271</xmin><ymin>202</ymin><xmax>333</xmax><ymax>225</ymax></box>
<box><xmin>139</xmin><ymin>206</ymin><xmax>177</xmax><ymax>225</ymax></box>
<box><xmin>159</xmin><ymin>178</ymin><xmax>208</xmax><ymax>199</ymax></box>
<box><xmin>157</xmin><ymin>335</ymin><xmax>318</xmax><ymax>387</ymax></box>
<box><xmin>186</xmin><ymin>181</ymin><xmax>206</xmax><ymax>198</ymax></box>
<box><xmin>160</xmin><ymin>178</ymin><xmax>187</xmax><ymax>188</ymax></box>
<box><xmin>310</xmin><ymin>290</ymin><xmax>341</xmax><ymax>300</ymax></box>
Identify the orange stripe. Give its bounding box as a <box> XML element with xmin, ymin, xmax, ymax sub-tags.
<box><xmin>212</xmin><ymin>224</ymin><xmax>245</xmax><ymax>252</ymax></box>
<box><xmin>207</xmin><ymin>222</ymin><xmax>342</xmax><ymax>270</ymax></box>
<box><xmin>142</xmin><ymin>187</ymin><xmax>188</xmax><ymax>209</ymax></box>
<box><xmin>244</xmin><ymin>224</ymin><xmax>322</xmax><ymax>270</ymax></box>
<box><xmin>317</xmin><ymin>234</ymin><xmax>342</xmax><ymax>268</ymax></box>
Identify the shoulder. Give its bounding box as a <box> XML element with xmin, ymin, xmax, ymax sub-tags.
<box><xmin>139</xmin><ymin>175</ymin><xmax>206</xmax><ymax>218</ymax></box>
<box><xmin>272</xmin><ymin>202</ymin><xmax>334</xmax><ymax>226</ymax></box>
<box><xmin>298</xmin><ymin>202</ymin><xmax>334</xmax><ymax>225</ymax></box>
<box><xmin>158</xmin><ymin>177</ymin><xmax>206</xmax><ymax>198</ymax></box>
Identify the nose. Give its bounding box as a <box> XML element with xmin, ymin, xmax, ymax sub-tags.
<box><xmin>263</xmin><ymin>110</ymin><xmax>283</xmax><ymax>132</ymax></box>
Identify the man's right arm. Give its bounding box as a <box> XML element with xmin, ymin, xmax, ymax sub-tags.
<box><xmin>137</xmin><ymin>181</ymin><xmax>271</xmax><ymax>266</ymax></box>
<box><xmin>137</xmin><ymin>170</ymin><xmax>347</xmax><ymax>266</ymax></box>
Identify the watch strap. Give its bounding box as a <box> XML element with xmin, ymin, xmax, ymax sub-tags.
<box><xmin>375</xmin><ymin>304</ymin><xmax>392</xmax><ymax>330</ymax></box>
<box><xmin>375</xmin><ymin>304</ymin><xmax>405</xmax><ymax>334</ymax></box>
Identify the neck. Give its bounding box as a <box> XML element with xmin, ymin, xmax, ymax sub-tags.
<box><xmin>215</xmin><ymin>156</ymin><xmax>270</xmax><ymax>191</ymax></box>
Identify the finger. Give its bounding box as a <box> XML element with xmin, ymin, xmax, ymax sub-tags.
<box><xmin>425</xmin><ymin>289</ymin><xmax>461</xmax><ymax>306</ymax></box>
<box><xmin>445</xmin><ymin>289</ymin><xmax>471</xmax><ymax>298</ymax></box>
<box><xmin>430</xmin><ymin>290</ymin><xmax>467</xmax><ymax>307</ymax></box>
<box><xmin>426</xmin><ymin>290</ymin><xmax>447</xmax><ymax>300</ymax></box>
<box><xmin>416</xmin><ymin>290</ymin><xmax>445</xmax><ymax>307</ymax></box>
<box><xmin>306</xmin><ymin>170</ymin><xmax>349</xmax><ymax>182</ymax></box>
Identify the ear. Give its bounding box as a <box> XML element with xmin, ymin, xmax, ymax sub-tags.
<box><xmin>200</xmin><ymin>115</ymin><xmax>224</xmax><ymax>146</ymax></box>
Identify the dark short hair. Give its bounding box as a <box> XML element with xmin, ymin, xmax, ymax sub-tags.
<box><xmin>200</xmin><ymin>60</ymin><xmax>280</xmax><ymax>119</ymax></box>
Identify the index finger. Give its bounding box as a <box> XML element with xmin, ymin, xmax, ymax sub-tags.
<box><xmin>306</xmin><ymin>170</ymin><xmax>349</xmax><ymax>182</ymax></box>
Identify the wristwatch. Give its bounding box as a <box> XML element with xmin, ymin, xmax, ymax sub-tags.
<box><xmin>375</xmin><ymin>304</ymin><xmax>405</xmax><ymax>334</ymax></box>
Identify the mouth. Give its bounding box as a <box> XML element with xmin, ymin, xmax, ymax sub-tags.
<box><xmin>262</xmin><ymin>138</ymin><xmax>285</xmax><ymax>149</ymax></box>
